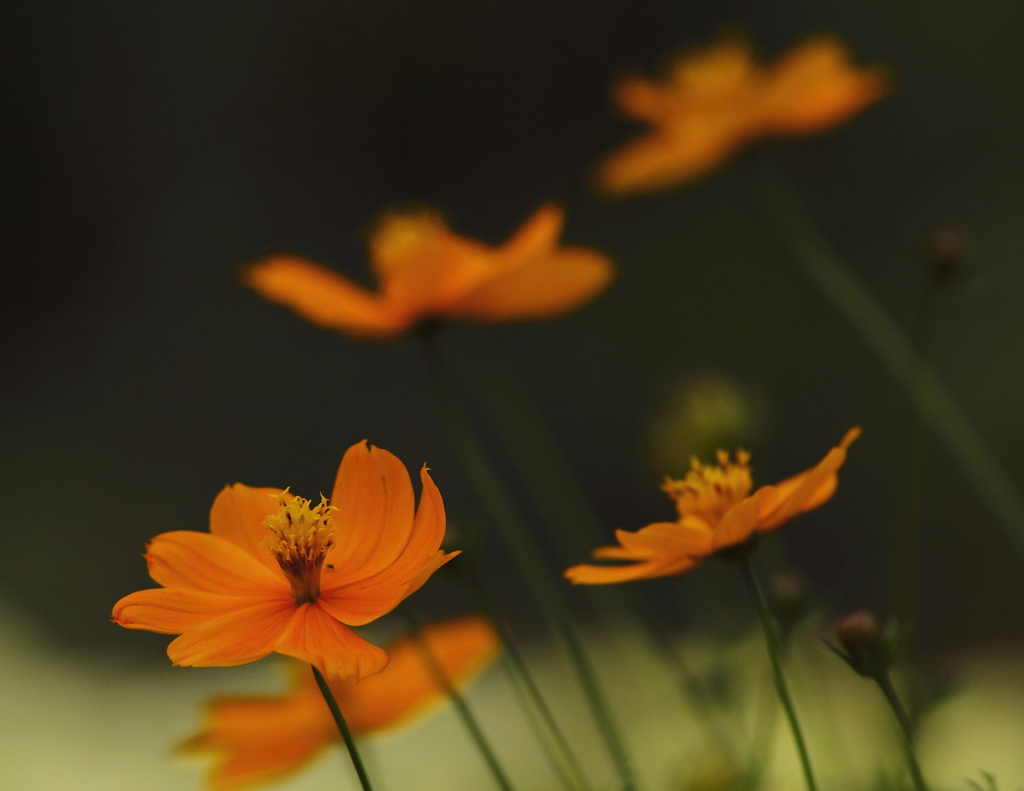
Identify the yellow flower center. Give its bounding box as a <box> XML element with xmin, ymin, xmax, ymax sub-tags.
<box><xmin>661</xmin><ymin>449</ymin><xmax>753</xmax><ymax>525</ymax></box>
<box><xmin>262</xmin><ymin>491</ymin><xmax>336</xmax><ymax>605</ymax></box>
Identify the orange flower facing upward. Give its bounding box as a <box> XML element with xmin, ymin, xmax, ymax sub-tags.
<box><xmin>112</xmin><ymin>441</ymin><xmax>457</xmax><ymax>680</ymax></box>
<box><xmin>181</xmin><ymin>615</ymin><xmax>500</xmax><ymax>791</ymax></box>
<box><xmin>565</xmin><ymin>427</ymin><xmax>860</xmax><ymax>584</ymax></box>
<box><xmin>594</xmin><ymin>36</ymin><xmax>888</xmax><ymax>195</ymax></box>
<box><xmin>244</xmin><ymin>203</ymin><xmax>615</xmax><ymax>339</ymax></box>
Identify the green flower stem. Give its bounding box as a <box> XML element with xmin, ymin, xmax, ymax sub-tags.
<box><xmin>760</xmin><ymin>166</ymin><xmax>1024</xmax><ymax>564</ymax></box>
<box><xmin>311</xmin><ymin>665</ymin><xmax>375</xmax><ymax>791</ymax></box>
<box><xmin>737</xmin><ymin>552</ymin><xmax>818</xmax><ymax>791</ymax></box>
<box><xmin>875</xmin><ymin>672</ymin><xmax>929</xmax><ymax>791</ymax></box>
<box><xmin>453</xmin><ymin>332</ymin><xmax>737</xmax><ymax>761</ymax></box>
<box><xmin>468</xmin><ymin>579</ymin><xmax>595</xmax><ymax>791</ymax></box>
<box><xmin>398</xmin><ymin>606</ymin><xmax>517</xmax><ymax>791</ymax></box>
<box><xmin>420</xmin><ymin>326</ymin><xmax>638</xmax><ymax>791</ymax></box>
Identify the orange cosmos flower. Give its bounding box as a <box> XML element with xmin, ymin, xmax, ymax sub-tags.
<box><xmin>112</xmin><ymin>441</ymin><xmax>457</xmax><ymax>680</ymax></box>
<box><xmin>594</xmin><ymin>35</ymin><xmax>888</xmax><ymax>195</ymax></box>
<box><xmin>243</xmin><ymin>203</ymin><xmax>615</xmax><ymax>339</ymax></box>
<box><xmin>181</xmin><ymin>615</ymin><xmax>500</xmax><ymax>791</ymax></box>
<box><xmin>565</xmin><ymin>427</ymin><xmax>860</xmax><ymax>584</ymax></box>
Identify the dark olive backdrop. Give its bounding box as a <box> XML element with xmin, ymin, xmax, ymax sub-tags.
<box><xmin>4</xmin><ymin>0</ymin><xmax>1024</xmax><ymax>659</ymax></box>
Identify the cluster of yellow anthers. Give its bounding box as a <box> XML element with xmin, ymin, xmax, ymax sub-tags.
<box><xmin>112</xmin><ymin>29</ymin><xmax>883</xmax><ymax>791</ymax></box>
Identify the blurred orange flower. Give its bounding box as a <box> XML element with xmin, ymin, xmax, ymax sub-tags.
<box><xmin>565</xmin><ymin>427</ymin><xmax>859</xmax><ymax>584</ymax></box>
<box><xmin>594</xmin><ymin>36</ymin><xmax>887</xmax><ymax>195</ymax></box>
<box><xmin>181</xmin><ymin>615</ymin><xmax>500</xmax><ymax>791</ymax></box>
<box><xmin>244</xmin><ymin>203</ymin><xmax>615</xmax><ymax>339</ymax></box>
<box><xmin>112</xmin><ymin>441</ymin><xmax>457</xmax><ymax>680</ymax></box>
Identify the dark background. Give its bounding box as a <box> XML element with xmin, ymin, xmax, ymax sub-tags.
<box><xmin>4</xmin><ymin>0</ymin><xmax>1024</xmax><ymax>660</ymax></box>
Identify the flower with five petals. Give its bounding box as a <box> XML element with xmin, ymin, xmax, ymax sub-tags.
<box><xmin>112</xmin><ymin>441</ymin><xmax>457</xmax><ymax>680</ymax></box>
<box><xmin>565</xmin><ymin>428</ymin><xmax>860</xmax><ymax>584</ymax></box>
<box><xmin>244</xmin><ymin>203</ymin><xmax>615</xmax><ymax>339</ymax></box>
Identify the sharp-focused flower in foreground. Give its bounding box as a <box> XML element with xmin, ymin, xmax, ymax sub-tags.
<box><xmin>594</xmin><ymin>36</ymin><xmax>887</xmax><ymax>195</ymax></box>
<box><xmin>244</xmin><ymin>203</ymin><xmax>615</xmax><ymax>339</ymax></box>
<box><xmin>113</xmin><ymin>441</ymin><xmax>457</xmax><ymax>680</ymax></box>
<box><xmin>566</xmin><ymin>427</ymin><xmax>860</xmax><ymax>584</ymax></box>
<box><xmin>181</xmin><ymin>615</ymin><xmax>500</xmax><ymax>791</ymax></box>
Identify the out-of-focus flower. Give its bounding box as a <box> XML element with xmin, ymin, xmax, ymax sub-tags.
<box><xmin>647</xmin><ymin>373</ymin><xmax>764</xmax><ymax>479</ymax></box>
<box><xmin>113</xmin><ymin>441</ymin><xmax>457</xmax><ymax>680</ymax></box>
<box><xmin>181</xmin><ymin>615</ymin><xmax>500</xmax><ymax>791</ymax></box>
<box><xmin>244</xmin><ymin>203</ymin><xmax>615</xmax><ymax>339</ymax></box>
<box><xmin>565</xmin><ymin>428</ymin><xmax>859</xmax><ymax>584</ymax></box>
<box><xmin>594</xmin><ymin>36</ymin><xmax>887</xmax><ymax>195</ymax></box>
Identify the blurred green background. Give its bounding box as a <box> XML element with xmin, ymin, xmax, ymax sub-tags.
<box><xmin>4</xmin><ymin>0</ymin><xmax>1024</xmax><ymax>666</ymax></box>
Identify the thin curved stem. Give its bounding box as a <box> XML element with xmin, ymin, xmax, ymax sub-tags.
<box><xmin>420</xmin><ymin>326</ymin><xmax>637</xmax><ymax>791</ymax></box>
<box><xmin>760</xmin><ymin>166</ymin><xmax>1024</xmax><ymax>564</ymax></box>
<box><xmin>468</xmin><ymin>580</ymin><xmax>594</xmax><ymax>791</ymax></box>
<box><xmin>399</xmin><ymin>606</ymin><xmax>517</xmax><ymax>791</ymax></box>
<box><xmin>876</xmin><ymin>673</ymin><xmax>929</xmax><ymax>791</ymax></box>
<box><xmin>737</xmin><ymin>554</ymin><xmax>818</xmax><ymax>791</ymax></box>
<box><xmin>311</xmin><ymin>666</ymin><xmax>375</xmax><ymax>791</ymax></box>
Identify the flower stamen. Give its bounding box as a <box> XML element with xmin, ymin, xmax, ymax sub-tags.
<box><xmin>661</xmin><ymin>449</ymin><xmax>753</xmax><ymax>523</ymax></box>
<box><xmin>262</xmin><ymin>491</ymin><xmax>336</xmax><ymax>604</ymax></box>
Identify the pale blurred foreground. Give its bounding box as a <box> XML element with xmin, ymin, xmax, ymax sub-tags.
<box><xmin>1</xmin><ymin>602</ymin><xmax>1020</xmax><ymax>791</ymax></box>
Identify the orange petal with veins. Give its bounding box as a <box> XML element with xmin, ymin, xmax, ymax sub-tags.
<box><xmin>209</xmin><ymin>484</ymin><xmax>287</xmax><ymax>575</ymax></box>
<box><xmin>326</xmin><ymin>441</ymin><xmax>416</xmax><ymax>582</ymax></box>
<box><xmin>145</xmin><ymin>531</ymin><xmax>289</xmax><ymax>596</ymax></box>
<box><xmin>274</xmin><ymin>602</ymin><xmax>388</xmax><ymax>681</ymax></box>
<box><xmin>112</xmin><ymin>588</ymin><xmax>271</xmax><ymax>635</ymax></box>
<box><xmin>167</xmin><ymin>599</ymin><xmax>296</xmax><ymax>667</ymax></box>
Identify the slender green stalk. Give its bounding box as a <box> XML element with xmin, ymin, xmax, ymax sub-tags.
<box><xmin>420</xmin><ymin>326</ymin><xmax>638</xmax><ymax>791</ymax></box>
<box><xmin>454</xmin><ymin>332</ymin><xmax>737</xmax><ymax>760</ymax></box>
<box><xmin>760</xmin><ymin>167</ymin><xmax>1024</xmax><ymax>563</ymax></box>
<box><xmin>399</xmin><ymin>607</ymin><xmax>517</xmax><ymax>791</ymax></box>
<box><xmin>311</xmin><ymin>666</ymin><xmax>375</xmax><ymax>791</ymax></box>
<box><xmin>468</xmin><ymin>581</ymin><xmax>594</xmax><ymax>791</ymax></box>
<box><xmin>875</xmin><ymin>673</ymin><xmax>929</xmax><ymax>791</ymax></box>
<box><xmin>737</xmin><ymin>553</ymin><xmax>818</xmax><ymax>791</ymax></box>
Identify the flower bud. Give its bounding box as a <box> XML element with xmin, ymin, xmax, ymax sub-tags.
<box><xmin>835</xmin><ymin>610</ymin><xmax>892</xmax><ymax>678</ymax></box>
<box><xmin>924</xmin><ymin>224</ymin><xmax>967</xmax><ymax>285</ymax></box>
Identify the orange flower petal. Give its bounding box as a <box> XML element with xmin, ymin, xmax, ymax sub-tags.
<box><xmin>320</xmin><ymin>463</ymin><xmax>452</xmax><ymax>624</ymax></box>
<box><xmin>758</xmin><ymin>427</ymin><xmax>860</xmax><ymax>531</ymax></box>
<box><xmin>448</xmin><ymin>244</ymin><xmax>615</xmax><ymax>322</ymax></box>
<box><xmin>317</xmin><ymin>548</ymin><xmax>459</xmax><ymax>628</ymax></box>
<box><xmin>273</xmin><ymin>602</ymin><xmax>388</xmax><ymax>681</ymax></box>
<box><xmin>614</xmin><ymin>520</ymin><xmax>714</xmax><ymax>558</ymax></box>
<box><xmin>497</xmin><ymin>203</ymin><xmax>564</xmax><ymax>259</ymax></box>
<box><xmin>565</xmin><ymin>555</ymin><xmax>699</xmax><ymax>585</ymax></box>
<box><xmin>711</xmin><ymin>486</ymin><xmax>777</xmax><ymax>550</ymax></box>
<box><xmin>326</xmin><ymin>441</ymin><xmax>417</xmax><ymax>581</ymax></box>
<box><xmin>370</xmin><ymin>210</ymin><xmax>495</xmax><ymax>310</ymax></box>
<box><xmin>594</xmin><ymin>123</ymin><xmax>742</xmax><ymax>195</ymax></box>
<box><xmin>145</xmin><ymin>531</ymin><xmax>289</xmax><ymax>596</ymax></box>
<box><xmin>244</xmin><ymin>255</ymin><xmax>405</xmax><ymax>338</ymax></box>
<box><xmin>167</xmin><ymin>598</ymin><xmax>297</xmax><ymax>667</ymax></box>
<box><xmin>762</xmin><ymin>38</ymin><xmax>887</xmax><ymax>134</ymax></box>
<box><xmin>338</xmin><ymin>615</ymin><xmax>500</xmax><ymax>733</ymax></box>
<box><xmin>112</xmin><ymin>588</ymin><xmax>269</xmax><ymax>635</ymax></box>
<box><xmin>182</xmin><ymin>689</ymin><xmax>329</xmax><ymax>791</ymax></box>
<box><xmin>209</xmin><ymin>484</ymin><xmax>287</xmax><ymax>575</ymax></box>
